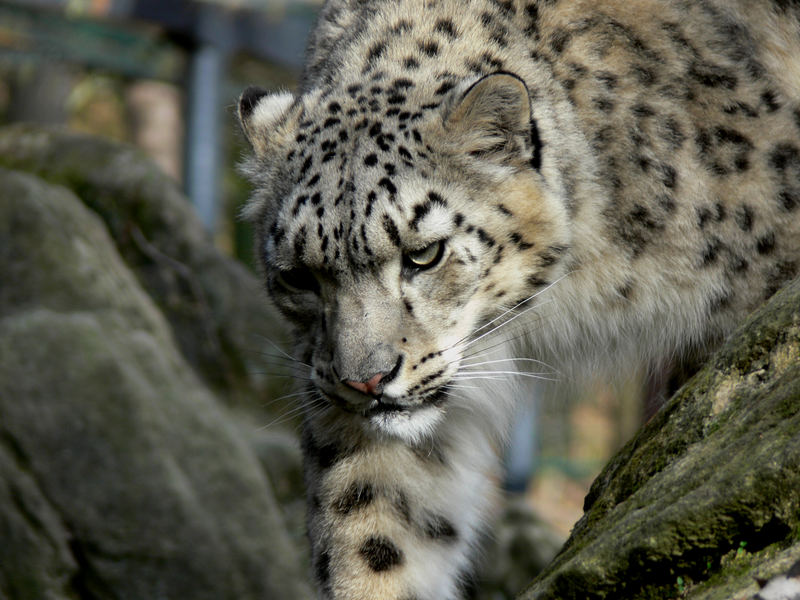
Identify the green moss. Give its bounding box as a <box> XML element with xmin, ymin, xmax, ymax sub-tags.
<box><xmin>521</xmin><ymin>279</ymin><xmax>800</xmax><ymax>600</ymax></box>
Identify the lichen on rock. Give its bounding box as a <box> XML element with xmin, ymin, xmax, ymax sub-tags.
<box><xmin>521</xmin><ymin>278</ymin><xmax>800</xmax><ymax>600</ymax></box>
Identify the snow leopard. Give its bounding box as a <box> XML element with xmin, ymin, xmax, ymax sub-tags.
<box><xmin>237</xmin><ymin>0</ymin><xmax>800</xmax><ymax>598</ymax></box>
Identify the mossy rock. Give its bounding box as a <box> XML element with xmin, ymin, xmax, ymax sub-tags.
<box><xmin>520</xmin><ymin>278</ymin><xmax>800</xmax><ymax>599</ymax></box>
<box><xmin>0</xmin><ymin>124</ymin><xmax>290</xmax><ymax>409</ymax></box>
<box><xmin>0</xmin><ymin>167</ymin><xmax>312</xmax><ymax>599</ymax></box>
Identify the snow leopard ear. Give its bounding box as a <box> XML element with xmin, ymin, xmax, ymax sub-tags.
<box><xmin>444</xmin><ymin>72</ymin><xmax>538</xmax><ymax>166</ymax></box>
<box><xmin>238</xmin><ymin>87</ymin><xmax>301</xmax><ymax>156</ymax></box>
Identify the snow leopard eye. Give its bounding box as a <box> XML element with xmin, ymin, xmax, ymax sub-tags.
<box><xmin>275</xmin><ymin>267</ymin><xmax>320</xmax><ymax>294</ymax></box>
<box><xmin>403</xmin><ymin>240</ymin><xmax>445</xmax><ymax>271</ymax></box>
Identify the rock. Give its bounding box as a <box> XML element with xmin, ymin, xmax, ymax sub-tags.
<box><xmin>0</xmin><ymin>167</ymin><xmax>313</xmax><ymax>599</ymax></box>
<box><xmin>0</xmin><ymin>445</ymin><xmax>77</xmax><ymax>599</ymax></box>
<box><xmin>0</xmin><ymin>124</ymin><xmax>292</xmax><ymax>409</ymax></box>
<box><xmin>247</xmin><ymin>423</ymin><xmax>309</xmax><ymax>561</ymax></box>
<box><xmin>520</xmin><ymin>277</ymin><xmax>800</xmax><ymax>599</ymax></box>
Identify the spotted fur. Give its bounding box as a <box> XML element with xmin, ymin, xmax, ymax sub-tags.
<box><xmin>238</xmin><ymin>1</ymin><xmax>800</xmax><ymax>598</ymax></box>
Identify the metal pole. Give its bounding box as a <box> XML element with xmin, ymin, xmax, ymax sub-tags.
<box><xmin>184</xmin><ymin>3</ymin><xmax>236</xmax><ymax>234</ymax></box>
<box><xmin>505</xmin><ymin>394</ymin><xmax>540</xmax><ymax>492</ymax></box>
<box><xmin>185</xmin><ymin>39</ymin><xmax>223</xmax><ymax>233</ymax></box>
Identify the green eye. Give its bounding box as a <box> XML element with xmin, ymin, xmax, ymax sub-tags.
<box><xmin>275</xmin><ymin>267</ymin><xmax>320</xmax><ymax>293</ymax></box>
<box><xmin>404</xmin><ymin>240</ymin><xmax>445</xmax><ymax>270</ymax></box>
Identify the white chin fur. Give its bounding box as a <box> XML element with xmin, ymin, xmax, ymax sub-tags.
<box><xmin>368</xmin><ymin>405</ymin><xmax>444</xmax><ymax>444</ymax></box>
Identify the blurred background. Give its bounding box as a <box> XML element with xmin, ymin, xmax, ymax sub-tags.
<box><xmin>0</xmin><ymin>1</ymin><xmax>649</xmax><ymax>596</ymax></box>
<box><xmin>0</xmin><ymin>0</ymin><xmax>318</xmax><ymax>263</ymax></box>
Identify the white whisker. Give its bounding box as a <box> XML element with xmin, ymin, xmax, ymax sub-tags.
<box><xmin>454</xmin><ymin>371</ymin><xmax>557</xmax><ymax>382</ymax></box>
<box><xmin>459</xmin><ymin>357</ymin><xmax>553</xmax><ymax>370</ymax></box>
<box><xmin>258</xmin><ymin>336</ymin><xmax>311</xmax><ymax>367</ymax></box>
<box><xmin>259</xmin><ymin>396</ymin><xmax>326</xmax><ymax>431</ymax></box>
<box><xmin>455</xmin><ymin>314</ymin><xmax>552</xmax><ymax>365</ymax></box>
<box><xmin>445</xmin><ymin>273</ymin><xmax>569</xmax><ymax>351</ymax></box>
<box><xmin>457</xmin><ymin>298</ymin><xmax>555</xmax><ymax>354</ymax></box>
<box><xmin>250</xmin><ymin>371</ymin><xmax>313</xmax><ymax>381</ymax></box>
<box><xmin>263</xmin><ymin>388</ymin><xmax>317</xmax><ymax>408</ymax></box>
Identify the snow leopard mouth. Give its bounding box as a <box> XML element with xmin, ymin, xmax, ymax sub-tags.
<box><xmin>363</xmin><ymin>387</ymin><xmax>449</xmax><ymax>418</ymax></box>
<box><xmin>315</xmin><ymin>390</ymin><xmax>414</xmax><ymax>417</ymax></box>
<box><xmin>318</xmin><ymin>387</ymin><xmax>449</xmax><ymax>440</ymax></box>
<box><xmin>364</xmin><ymin>400</ymin><xmax>412</xmax><ymax>416</ymax></box>
<box><xmin>318</xmin><ymin>386</ymin><xmax>449</xmax><ymax>425</ymax></box>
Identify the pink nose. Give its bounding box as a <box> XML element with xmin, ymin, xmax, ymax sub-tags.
<box><xmin>344</xmin><ymin>372</ymin><xmax>384</xmax><ymax>396</ymax></box>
